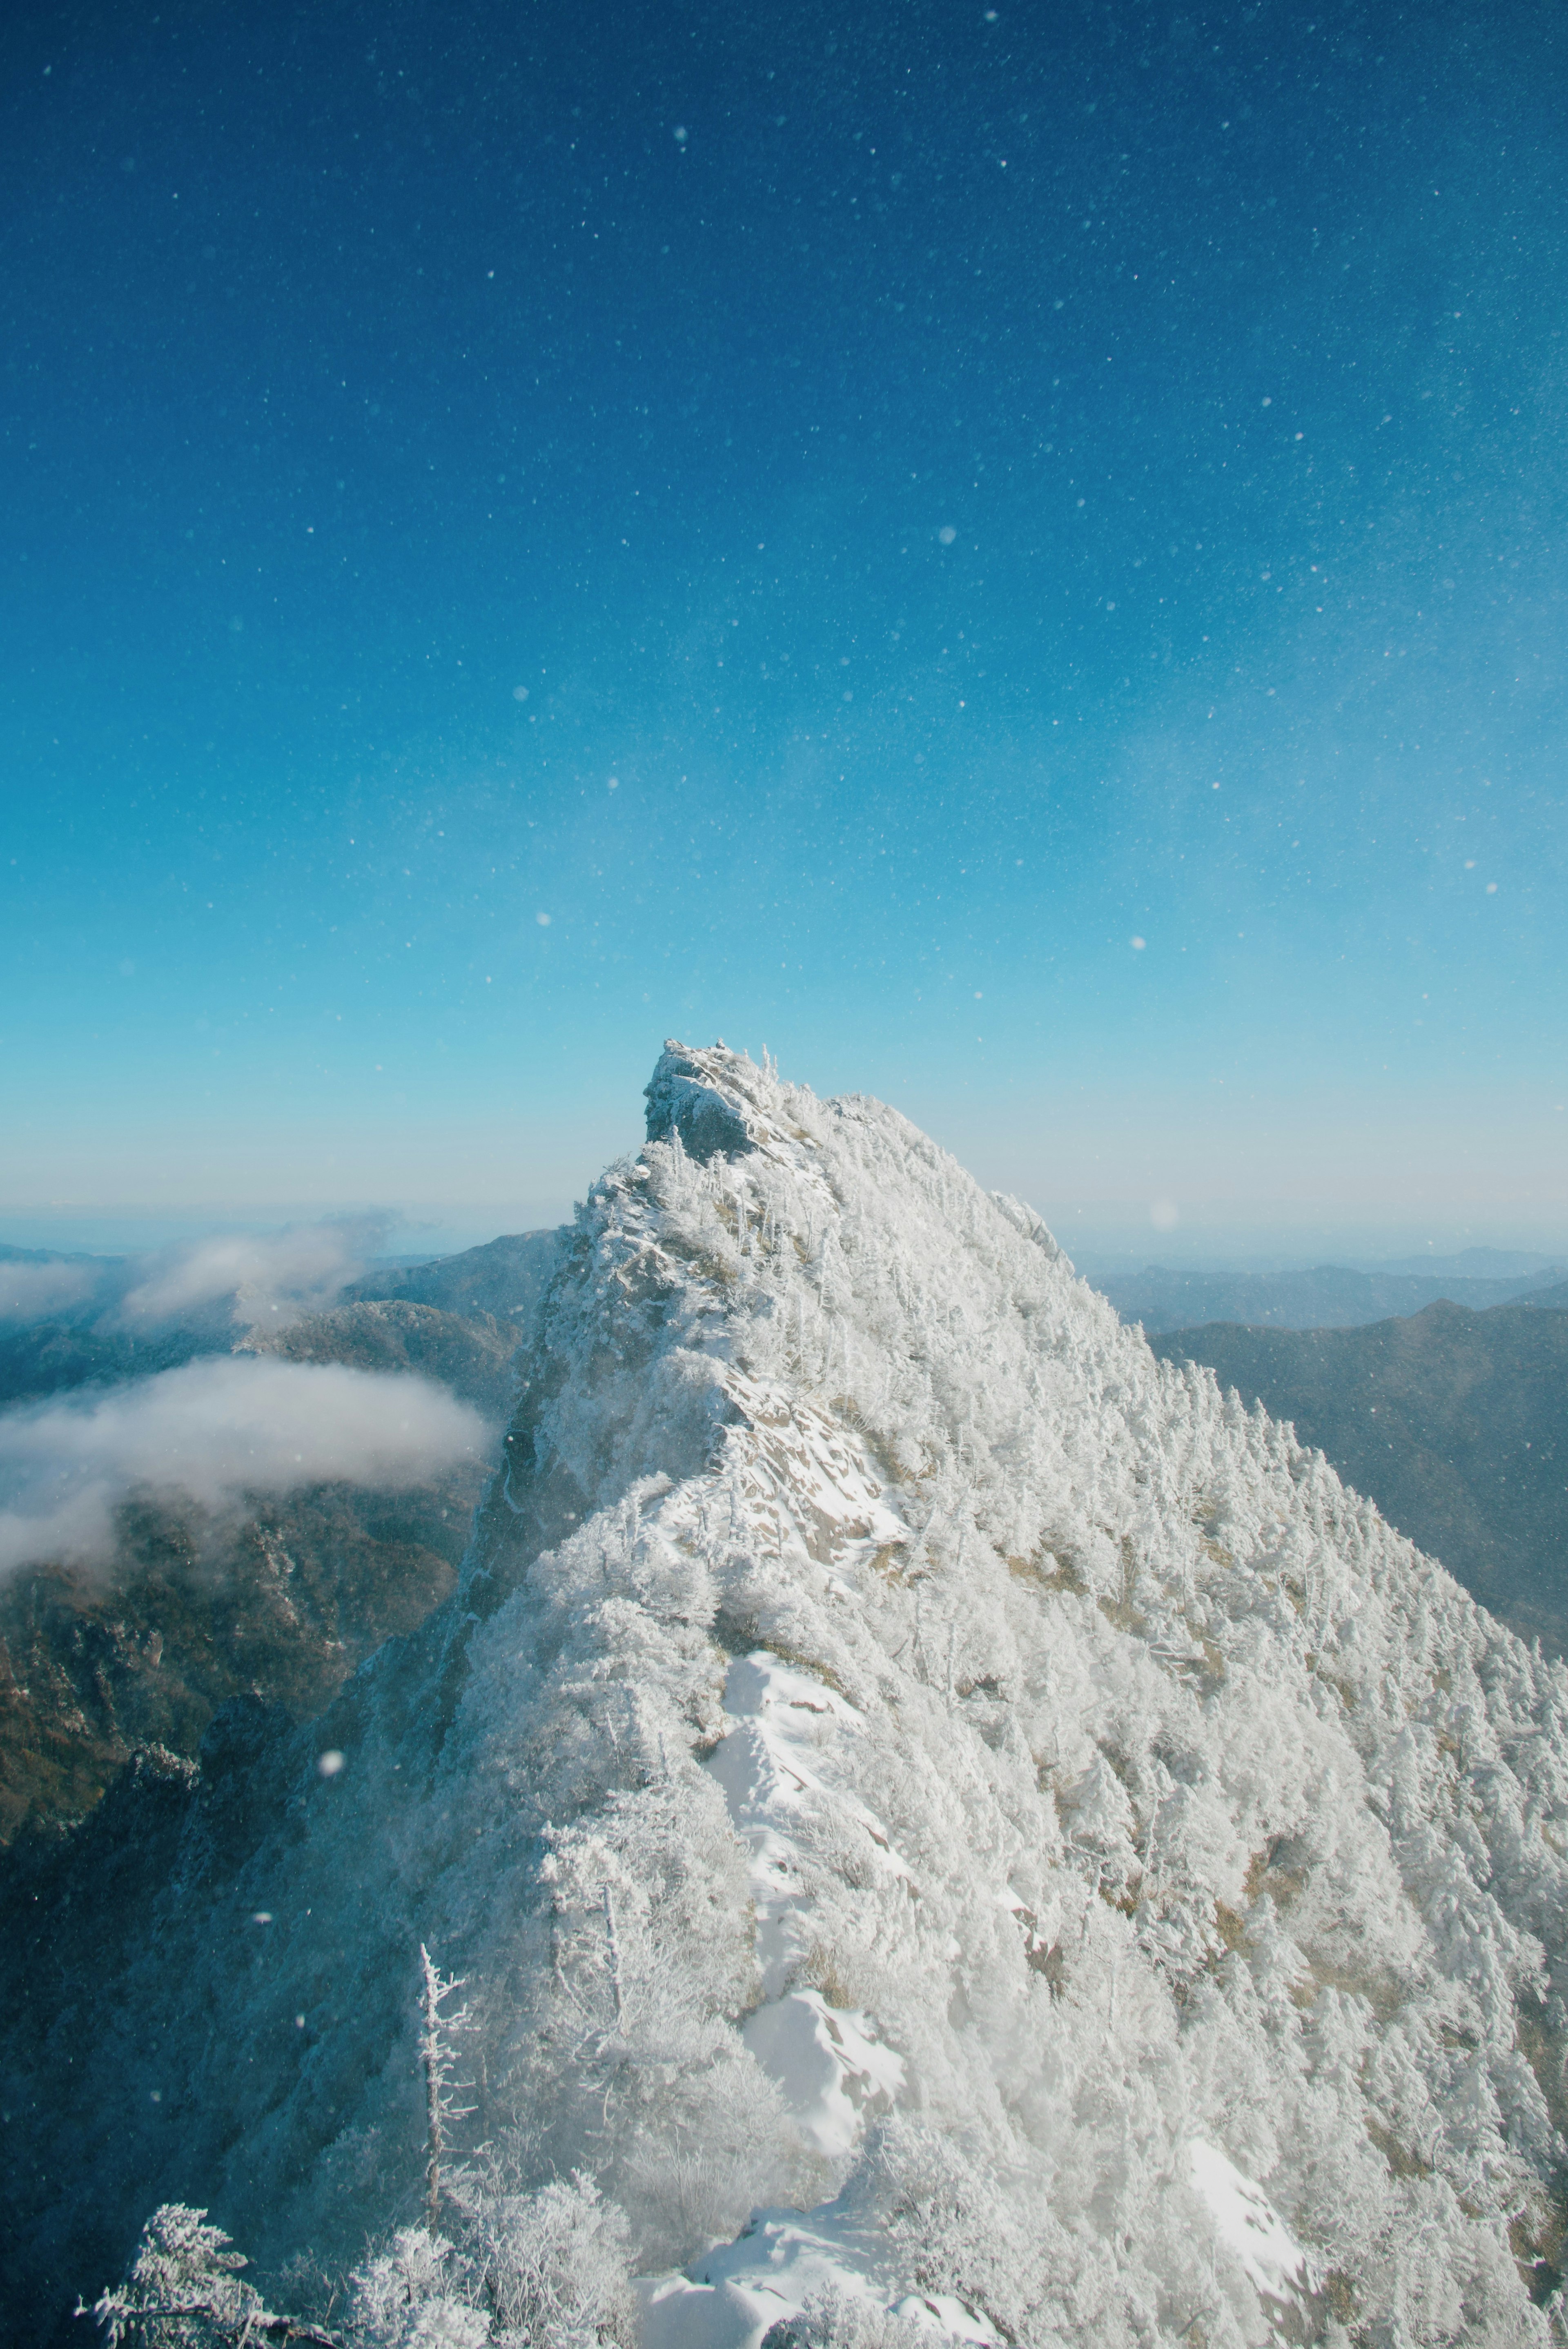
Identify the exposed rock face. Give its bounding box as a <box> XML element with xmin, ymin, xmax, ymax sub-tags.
<box><xmin>4</xmin><ymin>1046</ymin><xmax>1568</xmax><ymax>2347</ymax></box>
<box><xmin>644</xmin><ymin>1038</ymin><xmax>760</xmax><ymax>1161</ymax></box>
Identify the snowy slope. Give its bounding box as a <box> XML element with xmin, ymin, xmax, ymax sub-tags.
<box><xmin>8</xmin><ymin>1043</ymin><xmax>1568</xmax><ymax>2345</ymax></box>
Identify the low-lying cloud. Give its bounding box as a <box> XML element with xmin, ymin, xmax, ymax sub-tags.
<box><xmin>0</xmin><ymin>1260</ymin><xmax>99</xmax><ymax>1322</ymax></box>
<box><xmin>117</xmin><ymin>1214</ymin><xmax>390</xmax><ymax>1329</ymax></box>
<box><xmin>0</xmin><ymin>1355</ymin><xmax>489</xmax><ymax>1578</ymax></box>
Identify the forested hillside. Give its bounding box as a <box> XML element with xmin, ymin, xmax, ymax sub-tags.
<box><xmin>1151</xmin><ymin>1298</ymin><xmax>1568</xmax><ymax>1654</ymax></box>
<box><xmin>6</xmin><ymin>1046</ymin><xmax>1567</xmax><ymax>2347</ymax></box>
<box><xmin>0</xmin><ymin>1301</ymin><xmax>513</xmax><ymax>1840</ymax></box>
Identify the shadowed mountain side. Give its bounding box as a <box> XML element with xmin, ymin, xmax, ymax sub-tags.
<box><xmin>345</xmin><ymin>1228</ymin><xmax>564</xmax><ymax>1325</ymax></box>
<box><xmin>1150</xmin><ymin>1297</ymin><xmax>1568</xmax><ymax>1652</ymax></box>
<box><xmin>0</xmin><ymin>1476</ymin><xmax>476</xmax><ymax>1843</ymax></box>
<box><xmin>0</xmin><ymin>1305</ymin><xmax>515</xmax><ymax>1842</ymax></box>
<box><xmin>242</xmin><ymin>1298</ymin><xmax>519</xmax><ymax>1419</ymax></box>
<box><xmin>1098</xmin><ymin>1261</ymin><xmax>1565</xmax><ymax>1334</ymax></box>
<box><xmin>0</xmin><ymin>1321</ymin><xmax>206</xmax><ymax>1409</ymax></box>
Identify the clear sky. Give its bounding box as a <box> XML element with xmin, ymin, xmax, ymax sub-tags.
<box><xmin>2</xmin><ymin>0</ymin><xmax>1564</xmax><ymax>1258</ymax></box>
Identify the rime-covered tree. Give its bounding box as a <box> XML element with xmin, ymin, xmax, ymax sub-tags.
<box><xmin>82</xmin><ymin>2204</ymin><xmax>335</xmax><ymax>2347</ymax></box>
<box><xmin>418</xmin><ymin>1945</ymin><xmax>475</xmax><ymax>2233</ymax></box>
<box><xmin>459</xmin><ymin>2171</ymin><xmax>635</xmax><ymax>2349</ymax></box>
<box><xmin>340</xmin><ymin>2175</ymin><xmax>634</xmax><ymax>2348</ymax></box>
<box><xmin>342</xmin><ymin>2228</ymin><xmax>487</xmax><ymax>2349</ymax></box>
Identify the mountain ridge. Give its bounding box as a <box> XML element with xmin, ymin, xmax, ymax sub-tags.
<box><xmin>4</xmin><ymin>1044</ymin><xmax>1566</xmax><ymax>2346</ymax></box>
<box><xmin>1095</xmin><ymin>1261</ymin><xmax>1566</xmax><ymax>1335</ymax></box>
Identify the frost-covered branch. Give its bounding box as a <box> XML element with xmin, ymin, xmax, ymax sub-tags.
<box><xmin>79</xmin><ymin>2204</ymin><xmax>341</xmax><ymax>2347</ymax></box>
<box><xmin>418</xmin><ymin>1944</ymin><xmax>476</xmax><ymax>2233</ymax></box>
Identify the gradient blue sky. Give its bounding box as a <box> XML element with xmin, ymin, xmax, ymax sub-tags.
<box><xmin>2</xmin><ymin>0</ymin><xmax>1564</xmax><ymax>1257</ymax></box>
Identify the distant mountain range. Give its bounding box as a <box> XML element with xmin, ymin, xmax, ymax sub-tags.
<box><xmin>1355</xmin><ymin>1247</ymin><xmax>1564</xmax><ymax>1279</ymax></box>
<box><xmin>1096</xmin><ymin>1257</ymin><xmax>1567</xmax><ymax>1333</ymax></box>
<box><xmin>1150</xmin><ymin>1291</ymin><xmax>1568</xmax><ymax>1652</ymax></box>
<box><xmin>342</xmin><ymin>1227</ymin><xmax>562</xmax><ymax>1320</ymax></box>
<box><xmin>0</xmin><ymin>1229</ymin><xmax>562</xmax><ymax>1408</ymax></box>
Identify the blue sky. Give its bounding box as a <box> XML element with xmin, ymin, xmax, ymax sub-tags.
<box><xmin>2</xmin><ymin>0</ymin><xmax>1564</xmax><ymax>1256</ymax></box>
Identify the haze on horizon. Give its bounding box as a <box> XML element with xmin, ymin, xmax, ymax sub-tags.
<box><xmin>2</xmin><ymin>0</ymin><xmax>1563</xmax><ymax>1260</ymax></box>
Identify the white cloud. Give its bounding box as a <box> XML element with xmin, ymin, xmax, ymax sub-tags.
<box><xmin>118</xmin><ymin>1215</ymin><xmax>389</xmax><ymax>1328</ymax></box>
<box><xmin>0</xmin><ymin>1260</ymin><xmax>98</xmax><ymax>1322</ymax></box>
<box><xmin>0</xmin><ymin>1355</ymin><xmax>489</xmax><ymax>1578</ymax></box>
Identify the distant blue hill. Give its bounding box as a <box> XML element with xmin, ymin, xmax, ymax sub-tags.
<box><xmin>1095</xmin><ymin>1261</ymin><xmax>1564</xmax><ymax>1334</ymax></box>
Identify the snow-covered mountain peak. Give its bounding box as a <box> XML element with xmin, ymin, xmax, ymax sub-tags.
<box><xmin>8</xmin><ymin>1044</ymin><xmax>1568</xmax><ymax>2346</ymax></box>
<box><xmin>457</xmin><ymin>1042</ymin><xmax>1568</xmax><ymax>2338</ymax></box>
<box><xmin>643</xmin><ymin>1038</ymin><xmax>778</xmax><ymax>1163</ymax></box>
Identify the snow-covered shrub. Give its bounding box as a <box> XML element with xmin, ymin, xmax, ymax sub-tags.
<box><xmin>341</xmin><ymin>2178</ymin><xmax>633</xmax><ymax>2349</ymax></box>
<box><xmin>461</xmin><ymin>2171</ymin><xmax>635</xmax><ymax>2347</ymax></box>
<box><xmin>344</xmin><ymin>2227</ymin><xmax>488</xmax><ymax>2349</ymax></box>
<box><xmin>852</xmin><ymin>2119</ymin><xmax>1059</xmax><ymax>2344</ymax></box>
<box><xmin>760</xmin><ymin>2283</ymin><xmax>929</xmax><ymax>2347</ymax></box>
<box><xmin>84</xmin><ymin>2204</ymin><xmax>273</xmax><ymax>2347</ymax></box>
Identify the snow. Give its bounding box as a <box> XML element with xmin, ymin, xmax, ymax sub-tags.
<box><xmin>710</xmin><ymin>1653</ymin><xmax>909</xmax><ymax>1967</ymax></box>
<box><xmin>637</xmin><ymin>2206</ymin><xmax>999</xmax><ymax>2347</ymax></box>
<box><xmin>1187</xmin><ymin>2139</ymin><xmax>1316</xmax><ymax>2316</ymax></box>
<box><xmin>742</xmin><ymin>1991</ymin><xmax>904</xmax><ymax>2164</ymax></box>
<box><xmin>706</xmin><ymin>1648</ymin><xmax>906</xmax><ymax>2159</ymax></box>
<box><xmin>18</xmin><ymin>1039</ymin><xmax>1568</xmax><ymax>2347</ymax></box>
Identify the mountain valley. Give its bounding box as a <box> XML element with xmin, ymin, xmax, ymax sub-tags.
<box><xmin>0</xmin><ymin>1242</ymin><xmax>557</xmax><ymax>1841</ymax></box>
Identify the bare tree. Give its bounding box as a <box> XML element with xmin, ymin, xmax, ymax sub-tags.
<box><xmin>418</xmin><ymin>1944</ymin><xmax>475</xmax><ymax>2233</ymax></box>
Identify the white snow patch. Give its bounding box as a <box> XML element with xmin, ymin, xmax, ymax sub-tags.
<box><xmin>636</xmin><ymin>2208</ymin><xmax>999</xmax><ymax>2348</ymax></box>
<box><xmin>724</xmin><ymin>1376</ymin><xmax>909</xmax><ymax>1565</ymax></box>
<box><xmin>708</xmin><ymin>1650</ymin><xmax>908</xmax><ymax>2151</ymax></box>
<box><xmin>742</xmin><ymin>1991</ymin><xmax>903</xmax><ymax>2161</ymax></box>
<box><xmin>1187</xmin><ymin>2139</ymin><xmax>1316</xmax><ymax>2313</ymax></box>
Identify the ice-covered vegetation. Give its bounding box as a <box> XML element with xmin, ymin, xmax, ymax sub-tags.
<box><xmin>44</xmin><ymin>1046</ymin><xmax>1568</xmax><ymax>2344</ymax></box>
